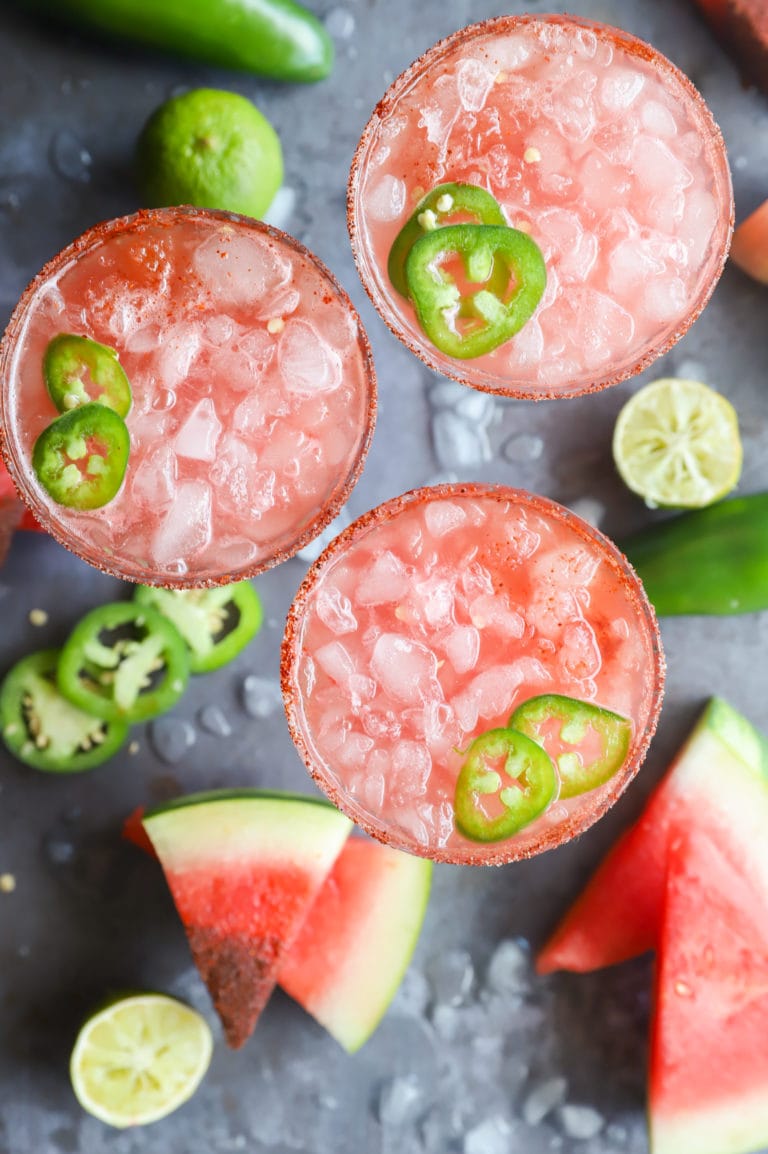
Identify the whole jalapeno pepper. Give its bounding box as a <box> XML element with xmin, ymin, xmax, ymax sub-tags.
<box><xmin>0</xmin><ymin>649</ymin><xmax>129</xmax><ymax>772</ymax></box>
<box><xmin>454</xmin><ymin>727</ymin><xmax>558</xmax><ymax>843</ymax></box>
<box><xmin>57</xmin><ymin>602</ymin><xmax>190</xmax><ymax>723</ymax></box>
<box><xmin>134</xmin><ymin>582</ymin><xmax>263</xmax><ymax>674</ymax></box>
<box><xmin>404</xmin><ymin>223</ymin><xmax>546</xmax><ymax>359</ymax></box>
<box><xmin>20</xmin><ymin>0</ymin><xmax>334</xmax><ymax>83</ymax></box>
<box><xmin>509</xmin><ymin>694</ymin><xmax>632</xmax><ymax>799</ymax></box>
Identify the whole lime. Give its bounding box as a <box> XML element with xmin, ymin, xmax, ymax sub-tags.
<box><xmin>135</xmin><ymin>88</ymin><xmax>283</xmax><ymax>219</ymax></box>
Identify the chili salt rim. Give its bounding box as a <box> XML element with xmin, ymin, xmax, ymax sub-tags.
<box><xmin>347</xmin><ymin>12</ymin><xmax>734</xmax><ymax>401</ymax></box>
<box><xmin>281</xmin><ymin>483</ymin><xmax>666</xmax><ymax>867</ymax></box>
<box><xmin>0</xmin><ymin>205</ymin><xmax>377</xmax><ymax>589</ymax></box>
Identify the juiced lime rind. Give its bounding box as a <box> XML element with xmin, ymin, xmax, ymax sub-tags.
<box><xmin>612</xmin><ymin>377</ymin><xmax>742</xmax><ymax>509</ymax></box>
<box><xmin>136</xmin><ymin>88</ymin><xmax>284</xmax><ymax>219</ymax></box>
<box><xmin>69</xmin><ymin>993</ymin><xmax>213</xmax><ymax>1129</ymax></box>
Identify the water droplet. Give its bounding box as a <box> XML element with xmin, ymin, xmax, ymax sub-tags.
<box><xmin>324</xmin><ymin>6</ymin><xmax>355</xmax><ymax>38</ymax></box>
<box><xmin>502</xmin><ymin>433</ymin><xmax>544</xmax><ymax>462</ymax></box>
<box><xmin>149</xmin><ymin>717</ymin><xmax>197</xmax><ymax>763</ymax></box>
<box><xmin>49</xmin><ymin>130</ymin><xmax>92</xmax><ymax>183</ymax></box>
<box><xmin>198</xmin><ymin>705</ymin><xmax>233</xmax><ymax>737</ymax></box>
<box><xmin>241</xmin><ymin>675</ymin><xmax>283</xmax><ymax>719</ymax></box>
<box><xmin>43</xmin><ymin>833</ymin><xmax>76</xmax><ymax>866</ymax></box>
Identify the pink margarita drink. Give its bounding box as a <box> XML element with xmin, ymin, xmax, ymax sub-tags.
<box><xmin>348</xmin><ymin>15</ymin><xmax>733</xmax><ymax>398</ymax></box>
<box><xmin>0</xmin><ymin>207</ymin><xmax>376</xmax><ymax>586</ymax></box>
<box><xmin>283</xmin><ymin>486</ymin><xmax>664</xmax><ymax>865</ymax></box>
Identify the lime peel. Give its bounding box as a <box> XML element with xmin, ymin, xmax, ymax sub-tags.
<box><xmin>70</xmin><ymin>993</ymin><xmax>213</xmax><ymax>1128</ymax></box>
<box><xmin>612</xmin><ymin>377</ymin><xmax>742</xmax><ymax>509</ymax></box>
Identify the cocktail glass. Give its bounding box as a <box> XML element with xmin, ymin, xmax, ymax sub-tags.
<box><xmin>348</xmin><ymin>14</ymin><xmax>733</xmax><ymax>399</ymax></box>
<box><xmin>282</xmin><ymin>484</ymin><xmax>665</xmax><ymax>866</ymax></box>
<box><xmin>0</xmin><ymin>206</ymin><xmax>377</xmax><ymax>587</ymax></box>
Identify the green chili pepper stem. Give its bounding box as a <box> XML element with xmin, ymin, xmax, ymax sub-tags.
<box><xmin>621</xmin><ymin>493</ymin><xmax>768</xmax><ymax>616</ymax></box>
<box><xmin>21</xmin><ymin>0</ymin><xmax>334</xmax><ymax>82</ymax></box>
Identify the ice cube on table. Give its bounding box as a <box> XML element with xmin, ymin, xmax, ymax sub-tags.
<box><xmin>427</xmin><ymin>948</ymin><xmax>475</xmax><ymax>1007</ymax></box>
<box><xmin>557</xmin><ymin>1104</ymin><xmax>605</xmax><ymax>1141</ymax></box>
<box><xmin>432</xmin><ymin>411</ymin><xmax>492</xmax><ymax>469</ymax></box>
<box><xmin>463</xmin><ymin>1116</ymin><xmax>513</xmax><ymax>1154</ymax></box>
<box><xmin>241</xmin><ymin>675</ymin><xmax>283</xmax><ymax>719</ymax></box>
<box><xmin>370</xmin><ymin>634</ymin><xmax>442</xmax><ymax>704</ymax></box>
<box><xmin>151</xmin><ymin>480</ymin><xmax>212</xmax><ymax>570</ymax></box>
<box><xmin>278</xmin><ymin>318</ymin><xmax>342</xmax><ymax>395</ymax></box>
<box><xmin>174</xmin><ymin>398</ymin><xmax>222</xmax><ymax>462</ymax></box>
<box><xmin>192</xmin><ymin>229</ymin><xmax>292</xmax><ymax>305</ymax></box>
<box><xmin>522</xmin><ymin>1077</ymin><xmax>568</xmax><ymax>1126</ymax></box>
<box><xmin>377</xmin><ymin>1074</ymin><xmax>428</xmax><ymax>1128</ymax></box>
<box><xmin>485</xmin><ymin>938</ymin><xmax>531</xmax><ymax>996</ymax></box>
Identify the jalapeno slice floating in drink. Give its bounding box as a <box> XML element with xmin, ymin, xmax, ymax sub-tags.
<box><xmin>454</xmin><ymin>727</ymin><xmax>558</xmax><ymax>843</ymax></box>
<box><xmin>32</xmin><ymin>402</ymin><xmax>130</xmax><ymax>510</ymax></box>
<box><xmin>133</xmin><ymin>581</ymin><xmax>263</xmax><ymax>673</ymax></box>
<box><xmin>44</xmin><ymin>333</ymin><xmax>133</xmax><ymax>417</ymax></box>
<box><xmin>404</xmin><ymin>223</ymin><xmax>546</xmax><ymax>359</ymax></box>
<box><xmin>388</xmin><ymin>182</ymin><xmax>508</xmax><ymax>298</ymax></box>
<box><xmin>508</xmin><ymin>694</ymin><xmax>633</xmax><ymax>799</ymax></box>
<box><xmin>57</xmin><ymin>602</ymin><xmax>190</xmax><ymax>723</ymax></box>
<box><xmin>0</xmin><ymin>649</ymin><xmax>129</xmax><ymax>772</ymax></box>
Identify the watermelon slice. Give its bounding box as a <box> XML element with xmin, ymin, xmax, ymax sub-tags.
<box><xmin>143</xmin><ymin>790</ymin><xmax>351</xmax><ymax>1049</ymax></box>
<box><xmin>650</xmin><ymin>826</ymin><xmax>768</xmax><ymax>1154</ymax></box>
<box><xmin>731</xmin><ymin>199</ymin><xmax>768</xmax><ymax>285</ymax></box>
<box><xmin>537</xmin><ymin>698</ymin><xmax>768</xmax><ymax>974</ymax></box>
<box><xmin>279</xmin><ymin>837</ymin><xmax>432</xmax><ymax>1053</ymax></box>
<box><xmin>693</xmin><ymin>0</ymin><xmax>768</xmax><ymax>95</ymax></box>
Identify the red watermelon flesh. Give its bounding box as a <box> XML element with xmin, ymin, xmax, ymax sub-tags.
<box><xmin>650</xmin><ymin>827</ymin><xmax>768</xmax><ymax>1154</ymax></box>
<box><xmin>143</xmin><ymin>791</ymin><xmax>351</xmax><ymax>1049</ymax></box>
<box><xmin>279</xmin><ymin>837</ymin><xmax>432</xmax><ymax>1053</ymax></box>
<box><xmin>537</xmin><ymin>698</ymin><xmax>768</xmax><ymax>974</ymax></box>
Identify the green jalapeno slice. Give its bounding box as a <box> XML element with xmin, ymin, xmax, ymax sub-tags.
<box><xmin>508</xmin><ymin>694</ymin><xmax>633</xmax><ymax>799</ymax></box>
<box><xmin>0</xmin><ymin>649</ymin><xmax>129</xmax><ymax>772</ymax></box>
<box><xmin>404</xmin><ymin>223</ymin><xmax>546</xmax><ymax>359</ymax></box>
<box><xmin>454</xmin><ymin>727</ymin><xmax>558</xmax><ymax>843</ymax></box>
<box><xmin>134</xmin><ymin>582</ymin><xmax>263</xmax><ymax>673</ymax></box>
<box><xmin>44</xmin><ymin>334</ymin><xmax>132</xmax><ymax>417</ymax></box>
<box><xmin>57</xmin><ymin>602</ymin><xmax>190</xmax><ymax>723</ymax></box>
<box><xmin>32</xmin><ymin>403</ymin><xmax>130</xmax><ymax>510</ymax></box>
<box><xmin>388</xmin><ymin>182</ymin><xmax>508</xmax><ymax>298</ymax></box>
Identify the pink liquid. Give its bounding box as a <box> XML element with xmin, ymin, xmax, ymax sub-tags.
<box><xmin>349</xmin><ymin>15</ymin><xmax>733</xmax><ymax>398</ymax></box>
<box><xmin>283</xmin><ymin>486</ymin><xmax>665</xmax><ymax>865</ymax></box>
<box><xmin>0</xmin><ymin>208</ymin><xmax>376</xmax><ymax>586</ymax></box>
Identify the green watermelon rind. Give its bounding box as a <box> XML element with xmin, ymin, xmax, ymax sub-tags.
<box><xmin>703</xmin><ymin>696</ymin><xmax>768</xmax><ymax>779</ymax></box>
<box><xmin>143</xmin><ymin>788</ymin><xmax>337</xmax><ymax>822</ymax></box>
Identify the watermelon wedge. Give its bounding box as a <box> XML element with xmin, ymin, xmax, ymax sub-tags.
<box><xmin>279</xmin><ymin>837</ymin><xmax>432</xmax><ymax>1053</ymax></box>
<box><xmin>143</xmin><ymin>790</ymin><xmax>351</xmax><ymax>1049</ymax></box>
<box><xmin>537</xmin><ymin>698</ymin><xmax>768</xmax><ymax>974</ymax></box>
<box><xmin>731</xmin><ymin>199</ymin><xmax>768</xmax><ymax>285</ymax></box>
<box><xmin>650</xmin><ymin>827</ymin><xmax>768</xmax><ymax>1154</ymax></box>
<box><xmin>693</xmin><ymin>0</ymin><xmax>768</xmax><ymax>95</ymax></box>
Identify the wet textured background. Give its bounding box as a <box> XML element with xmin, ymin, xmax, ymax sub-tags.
<box><xmin>1</xmin><ymin>1</ymin><xmax>767</xmax><ymax>1151</ymax></box>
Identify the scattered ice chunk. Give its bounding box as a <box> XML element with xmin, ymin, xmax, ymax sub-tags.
<box><xmin>175</xmin><ymin>398</ymin><xmax>222</xmax><ymax>462</ymax></box>
<box><xmin>192</xmin><ymin>229</ymin><xmax>292</xmax><ymax>305</ymax></box>
<box><xmin>370</xmin><ymin>634</ymin><xmax>441</xmax><ymax>704</ymax></box>
<box><xmin>316</xmin><ymin>585</ymin><xmax>358</xmax><ymax>635</ymax></box>
<box><xmin>390</xmin><ymin>968</ymin><xmax>431</xmax><ymax>1018</ymax></box>
<box><xmin>262</xmin><ymin>185</ymin><xmax>297</xmax><ymax>230</ymax></box>
<box><xmin>463</xmin><ymin>1115</ymin><xmax>512</xmax><ymax>1154</ymax></box>
<box><xmin>456</xmin><ymin>57</ymin><xmax>496</xmax><ymax>112</ymax></box>
<box><xmin>455</xmin><ymin>390</ymin><xmax>497</xmax><ymax>424</ymax></box>
<box><xmin>568</xmin><ymin>497</ymin><xmax>606</xmax><ymax>530</ymax></box>
<box><xmin>501</xmin><ymin>433</ymin><xmax>544</xmax><ymax>463</ymax></box>
<box><xmin>367</xmin><ymin>174</ymin><xmax>407</xmax><ymax>222</ymax></box>
<box><xmin>432</xmin><ymin>411</ymin><xmax>491</xmax><ymax>469</ymax></box>
<box><xmin>424</xmin><ymin>500</ymin><xmax>467</xmax><ymax>538</ymax></box>
<box><xmin>599</xmin><ymin>67</ymin><xmax>644</xmax><ymax>112</ymax></box>
<box><xmin>377</xmin><ymin>1074</ymin><xmax>427</xmax><ymax>1127</ymax></box>
<box><xmin>198</xmin><ymin>705</ymin><xmax>232</xmax><ymax>737</ymax></box>
<box><xmin>485</xmin><ymin>938</ymin><xmax>531</xmax><ymax>995</ymax></box>
<box><xmin>297</xmin><ymin>508</ymin><xmax>350</xmax><ymax>563</ymax></box>
<box><xmin>557</xmin><ymin>1104</ymin><xmax>604</xmax><ymax>1141</ymax></box>
<box><xmin>151</xmin><ymin>480</ymin><xmax>212</xmax><ymax>569</ymax></box>
<box><xmin>278</xmin><ymin>318</ymin><xmax>342</xmax><ymax>395</ymax></box>
<box><xmin>149</xmin><ymin>718</ymin><xmax>197</xmax><ymax>764</ymax></box>
<box><xmin>442</xmin><ymin>625</ymin><xmax>480</xmax><ymax>675</ymax></box>
<box><xmin>429</xmin><ymin>379</ymin><xmax>470</xmax><ymax>409</ymax></box>
<box><xmin>50</xmin><ymin>129</ymin><xmax>92</xmax><ymax>182</ymax></box>
<box><xmin>427</xmin><ymin>949</ymin><xmax>475</xmax><ymax>1007</ymax></box>
<box><xmin>325</xmin><ymin>6</ymin><xmax>355</xmax><ymax>38</ymax></box>
<box><xmin>522</xmin><ymin>1077</ymin><xmax>568</xmax><ymax>1126</ymax></box>
<box><xmin>357</xmin><ymin>550</ymin><xmax>410</xmax><ymax>605</ymax></box>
